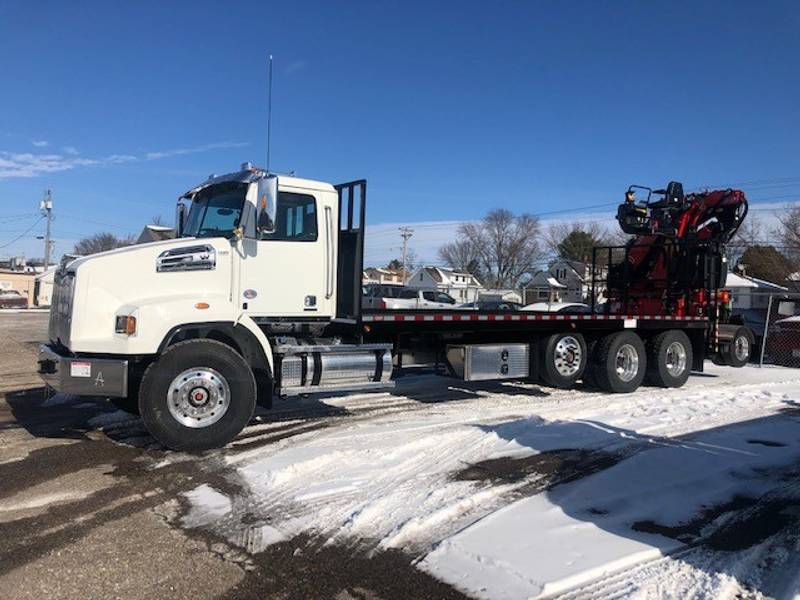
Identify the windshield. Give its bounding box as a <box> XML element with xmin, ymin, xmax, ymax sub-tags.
<box><xmin>182</xmin><ymin>182</ymin><xmax>247</xmax><ymax>238</ymax></box>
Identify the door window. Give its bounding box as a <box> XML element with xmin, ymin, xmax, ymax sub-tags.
<box><xmin>261</xmin><ymin>192</ymin><xmax>317</xmax><ymax>241</ymax></box>
<box><xmin>422</xmin><ymin>291</ymin><xmax>436</xmax><ymax>301</ymax></box>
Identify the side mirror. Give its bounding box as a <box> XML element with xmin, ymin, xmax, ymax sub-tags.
<box><xmin>256</xmin><ymin>176</ymin><xmax>277</xmax><ymax>235</ymax></box>
<box><xmin>175</xmin><ymin>202</ymin><xmax>187</xmax><ymax>237</ymax></box>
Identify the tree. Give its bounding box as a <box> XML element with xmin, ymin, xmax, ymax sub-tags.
<box><xmin>729</xmin><ymin>213</ymin><xmax>762</xmax><ymax>267</ymax></box>
<box><xmin>439</xmin><ymin>209</ymin><xmax>544</xmax><ymax>288</ymax></box>
<box><xmin>73</xmin><ymin>232</ymin><xmax>135</xmax><ymax>255</ymax></box>
<box><xmin>438</xmin><ymin>238</ymin><xmax>483</xmax><ymax>279</ymax></box>
<box><xmin>386</xmin><ymin>249</ymin><xmax>418</xmax><ymax>273</ymax></box>
<box><xmin>546</xmin><ymin>221</ymin><xmax>610</xmax><ymax>263</ymax></box>
<box><xmin>775</xmin><ymin>205</ymin><xmax>800</xmax><ymax>266</ymax></box>
<box><xmin>738</xmin><ymin>245</ymin><xmax>794</xmax><ymax>284</ymax></box>
<box><xmin>151</xmin><ymin>214</ymin><xmax>165</xmax><ymax>226</ymax></box>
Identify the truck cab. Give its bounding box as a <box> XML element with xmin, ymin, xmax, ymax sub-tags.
<box><xmin>40</xmin><ymin>164</ymin><xmax>390</xmax><ymax>450</ymax></box>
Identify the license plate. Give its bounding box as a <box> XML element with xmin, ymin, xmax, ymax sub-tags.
<box><xmin>70</xmin><ymin>361</ymin><xmax>91</xmax><ymax>378</ymax></box>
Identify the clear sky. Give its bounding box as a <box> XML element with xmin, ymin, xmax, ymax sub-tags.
<box><xmin>1</xmin><ymin>0</ymin><xmax>799</xmax><ymax>265</ymax></box>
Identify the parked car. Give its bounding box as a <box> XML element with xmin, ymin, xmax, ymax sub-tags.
<box><xmin>0</xmin><ymin>290</ymin><xmax>27</xmax><ymax>309</ymax></box>
<box><xmin>766</xmin><ymin>315</ymin><xmax>800</xmax><ymax>367</ymax></box>
<box><xmin>522</xmin><ymin>301</ymin><xmax>591</xmax><ymax>313</ymax></box>
<box><xmin>459</xmin><ymin>300</ymin><xmax>524</xmax><ymax>311</ymax></box>
<box><xmin>362</xmin><ymin>284</ymin><xmax>458</xmax><ymax>309</ymax></box>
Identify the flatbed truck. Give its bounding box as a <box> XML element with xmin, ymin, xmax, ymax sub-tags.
<box><xmin>38</xmin><ymin>165</ymin><xmax>753</xmax><ymax>450</ymax></box>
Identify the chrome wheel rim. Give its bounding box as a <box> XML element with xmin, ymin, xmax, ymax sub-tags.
<box><xmin>734</xmin><ymin>336</ymin><xmax>750</xmax><ymax>362</ymax></box>
<box><xmin>168</xmin><ymin>367</ymin><xmax>230</xmax><ymax>428</ymax></box>
<box><xmin>615</xmin><ymin>344</ymin><xmax>639</xmax><ymax>383</ymax></box>
<box><xmin>554</xmin><ymin>336</ymin><xmax>582</xmax><ymax>377</ymax></box>
<box><xmin>665</xmin><ymin>341</ymin><xmax>687</xmax><ymax>377</ymax></box>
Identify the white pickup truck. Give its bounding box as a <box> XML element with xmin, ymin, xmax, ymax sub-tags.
<box><xmin>362</xmin><ymin>284</ymin><xmax>458</xmax><ymax>310</ymax></box>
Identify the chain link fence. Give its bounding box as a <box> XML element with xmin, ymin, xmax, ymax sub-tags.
<box><xmin>743</xmin><ymin>292</ymin><xmax>800</xmax><ymax>368</ymax></box>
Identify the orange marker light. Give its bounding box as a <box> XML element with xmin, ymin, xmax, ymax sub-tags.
<box><xmin>195</xmin><ymin>302</ymin><xmax>210</xmax><ymax>310</ymax></box>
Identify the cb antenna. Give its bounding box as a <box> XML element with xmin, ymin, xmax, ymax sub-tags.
<box><xmin>267</xmin><ymin>54</ymin><xmax>273</xmax><ymax>173</ymax></box>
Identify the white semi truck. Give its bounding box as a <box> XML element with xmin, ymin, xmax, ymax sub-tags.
<box><xmin>38</xmin><ymin>164</ymin><xmax>754</xmax><ymax>450</ymax></box>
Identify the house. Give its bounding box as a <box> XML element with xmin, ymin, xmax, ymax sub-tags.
<box><xmin>523</xmin><ymin>271</ymin><xmax>566</xmax><ymax>304</ymax></box>
<box><xmin>524</xmin><ymin>259</ymin><xmax>604</xmax><ymax>305</ymax></box>
<box><xmin>725</xmin><ymin>272</ymin><xmax>788</xmax><ymax>310</ymax></box>
<box><xmin>407</xmin><ymin>266</ymin><xmax>483</xmax><ymax>303</ymax></box>
<box><xmin>363</xmin><ymin>267</ymin><xmax>408</xmax><ymax>285</ymax></box>
<box><xmin>479</xmin><ymin>289</ymin><xmax>523</xmax><ymax>304</ymax></box>
<box><xmin>137</xmin><ymin>225</ymin><xmax>175</xmax><ymax>244</ymax></box>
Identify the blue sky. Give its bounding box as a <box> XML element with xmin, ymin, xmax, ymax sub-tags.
<box><xmin>1</xmin><ymin>0</ymin><xmax>799</xmax><ymax>265</ymax></box>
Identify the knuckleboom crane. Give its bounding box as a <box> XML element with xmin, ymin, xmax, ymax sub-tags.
<box><xmin>608</xmin><ymin>181</ymin><xmax>748</xmax><ymax>319</ymax></box>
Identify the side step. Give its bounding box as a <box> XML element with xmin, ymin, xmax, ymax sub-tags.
<box><xmin>275</xmin><ymin>342</ymin><xmax>394</xmax><ymax>397</ymax></box>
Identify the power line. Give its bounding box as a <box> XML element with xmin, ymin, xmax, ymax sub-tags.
<box><xmin>0</xmin><ymin>217</ymin><xmax>44</xmax><ymax>250</ymax></box>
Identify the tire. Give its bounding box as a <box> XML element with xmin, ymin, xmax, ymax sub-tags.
<box><xmin>540</xmin><ymin>333</ymin><xmax>587</xmax><ymax>389</ymax></box>
<box><xmin>593</xmin><ymin>331</ymin><xmax>647</xmax><ymax>393</ymax></box>
<box><xmin>725</xmin><ymin>326</ymin><xmax>754</xmax><ymax>368</ymax></box>
<box><xmin>644</xmin><ymin>330</ymin><xmax>693</xmax><ymax>388</ymax></box>
<box><xmin>139</xmin><ymin>339</ymin><xmax>256</xmax><ymax>451</ymax></box>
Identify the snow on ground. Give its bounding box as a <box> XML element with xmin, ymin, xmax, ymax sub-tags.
<box><xmin>181</xmin><ymin>364</ymin><xmax>800</xmax><ymax>598</ymax></box>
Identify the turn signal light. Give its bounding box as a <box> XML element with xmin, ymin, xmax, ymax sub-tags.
<box><xmin>195</xmin><ymin>302</ymin><xmax>210</xmax><ymax>310</ymax></box>
<box><xmin>115</xmin><ymin>315</ymin><xmax>137</xmax><ymax>335</ymax></box>
<box><xmin>718</xmin><ymin>290</ymin><xmax>731</xmax><ymax>304</ymax></box>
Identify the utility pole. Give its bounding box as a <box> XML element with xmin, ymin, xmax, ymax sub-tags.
<box><xmin>41</xmin><ymin>190</ymin><xmax>53</xmax><ymax>269</ymax></box>
<box><xmin>399</xmin><ymin>226</ymin><xmax>414</xmax><ymax>283</ymax></box>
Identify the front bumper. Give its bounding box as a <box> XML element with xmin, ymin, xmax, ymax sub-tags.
<box><xmin>38</xmin><ymin>344</ymin><xmax>128</xmax><ymax>398</ymax></box>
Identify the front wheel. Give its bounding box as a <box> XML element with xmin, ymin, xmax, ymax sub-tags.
<box><xmin>139</xmin><ymin>339</ymin><xmax>256</xmax><ymax>451</ymax></box>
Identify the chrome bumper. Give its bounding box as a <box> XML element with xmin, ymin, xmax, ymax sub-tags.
<box><xmin>38</xmin><ymin>344</ymin><xmax>128</xmax><ymax>398</ymax></box>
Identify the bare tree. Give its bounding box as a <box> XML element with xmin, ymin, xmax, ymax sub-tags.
<box><xmin>438</xmin><ymin>238</ymin><xmax>482</xmax><ymax>277</ymax></box>
<box><xmin>151</xmin><ymin>214</ymin><xmax>165</xmax><ymax>226</ymax></box>
<box><xmin>440</xmin><ymin>209</ymin><xmax>544</xmax><ymax>288</ymax></box>
<box><xmin>776</xmin><ymin>205</ymin><xmax>800</xmax><ymax>266</ymax></box>
<box><xmin>73</xmin><ymin>232</ymin><xmax>135</xmax><ymax>255</ymax></box>
<box><xmin>729</xmin><ymin>212</ymin><xmax>762</xmax><ymax>266</ymax></box>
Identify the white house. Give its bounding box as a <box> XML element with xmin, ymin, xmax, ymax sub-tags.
<box><xmin>525</xmin><ymin>259</ymin><xmax>603</xmax><ymax>305</ymax></box>
<box><xmin>725</xmin><ymin>272</ymin><xmax>787</xmax><ymax>310</ymax></box>
<box><xmin>362</xmin><ymin>267</ymin><xmax>408</xmax><ymax>285</ymax></box>
<box><xmin>407</xmin><ymin>266</ymin><xmax>483</xmax><ymax>303</ymax></box>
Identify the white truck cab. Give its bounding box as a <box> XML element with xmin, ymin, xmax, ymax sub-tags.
<box><xmin>40</xmin><ymin>164</ymin><xmax>390</xmax><ymax>450</ymax></box>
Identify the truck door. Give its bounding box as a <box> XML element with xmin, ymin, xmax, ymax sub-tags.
<box><xmin>239</xmin><ymin>187</ymin><xmax>333</xmax><ymax>318</ymax></box>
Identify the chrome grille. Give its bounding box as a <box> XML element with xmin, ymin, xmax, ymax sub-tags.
<box><xmin>48</xmin><ymin>269</ymin><xmax>75</xmax><ymax>348</ymax></box>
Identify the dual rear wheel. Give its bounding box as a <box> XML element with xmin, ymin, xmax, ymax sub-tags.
<box><xmin>540</xmin><ymin>329</ymin><xmax>693</xmax><ymax>394</ymax></box>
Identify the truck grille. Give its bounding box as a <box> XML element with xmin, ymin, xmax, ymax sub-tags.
<box><xmin>48</xmin><ymin>269</ymin><xmax>75</xmax><ymax>348</ymax></box>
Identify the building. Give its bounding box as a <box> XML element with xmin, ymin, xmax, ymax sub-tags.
<box><xmin>524</xmin><ymin>271</ymin><xmax>567</xmax><ymax>304</ymax></box>
<box><xmin>479</xmin><ymin>289</ymin><xmax>523</xmax><ymax>303</ymax></box>
<box><xmin>407</xmin><ymin>266</ymin><xmax>483</xmax><ymax>303</ymax></box>
<box><xmin>34</xmin><ymin>267</ymin><xmax>57</xmax><ymax>307</ymax></box>
<box><xmin>725</xmin><ymin>272</ymin><xmax>788</xmax><ymax>310</ymax></box>
<box><xmin>137</xmin><ymin>225</ymin><xmax>175</xmax><ymax>244</ymax></box>
<box><xmin>0</xmin><ymin>270</ymin><xmax>36</xmax><ymax>307</ymax></box>
<box><xmin>524</xmin><ymin>259</ymin><xmax>604</xmax><ymax>305</ymax></box>
<box><xmin>363</xmin><ymin>267</ymin><xmax>408</xmax><ymax>285</ymax></box>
